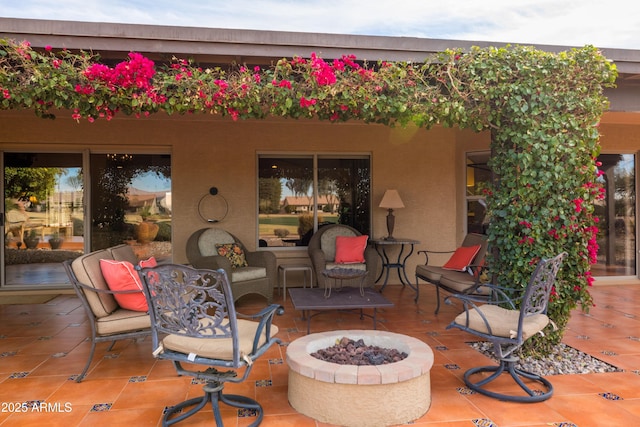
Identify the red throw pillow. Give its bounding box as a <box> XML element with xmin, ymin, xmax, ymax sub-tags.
<box><xmin>442</xmin><ymin>245</ymin><xmax>482</xmax><ymax>272</ymax></box>
<box><xmin>334</xmin><ymin>235</ymin><xmax>368</xmax><ymax>264</ymax></box>
<box><xmin>138</xmin><ymin>257</ymin><xmax>157</xmax><ymax>269</ymax></box>
<box><xmin>99</xmin><ymin>259</ymin><xmax>148</xmax><ymax>312</ymax></box>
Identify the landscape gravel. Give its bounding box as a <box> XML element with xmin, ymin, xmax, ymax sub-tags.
<box><xmin>470</xmin><ymin>341</ymin><xmax>621</xmax><ymax>376</ymax></box>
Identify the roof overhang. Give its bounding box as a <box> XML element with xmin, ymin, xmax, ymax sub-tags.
<box><xmin>2</xmin><ymin>17</ymin><xmax>640</xmax><ymax>72</ymax></box>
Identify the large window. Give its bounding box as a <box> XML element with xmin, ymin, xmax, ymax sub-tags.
<box><xmin>466</xmin><ymin>151</ymin><xmax>491</xmax><ymax>235</ymax></box>
<box><xmin>90</xmin><ymin>153</ymin><xmax>172</xmax><ymax>259</ymax></box>
<box><xmin>258</xmin><ymin>154</ymin><xmax>371</xmax><ymax>247</ymax></box>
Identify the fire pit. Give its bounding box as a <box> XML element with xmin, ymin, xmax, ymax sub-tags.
<box><xmin>287</xmin><ymin>330</ymin><xmax>434</xmax><ymax>427</ymax></box>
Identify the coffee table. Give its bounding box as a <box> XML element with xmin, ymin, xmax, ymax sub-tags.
<box><xmin>288</xmin><ymin>287</ymin><xmax>394</xmax><ymax>334</ymax></box>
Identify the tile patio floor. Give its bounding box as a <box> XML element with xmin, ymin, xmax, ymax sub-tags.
<box><xmin>0</xmin><ymin>282</ymin><xmax>638</xmax><ymax>426</ymax></box>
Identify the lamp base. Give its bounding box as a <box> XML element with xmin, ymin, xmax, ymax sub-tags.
<box><xmin>386</xmin><ymin>209</ymin><xmax>395</xmax><ymax>240</ymax></box>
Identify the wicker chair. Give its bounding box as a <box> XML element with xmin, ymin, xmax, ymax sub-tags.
<box><xmin>186</xmin><ymin>228</ymin><xmax>276</xmax><ymax>304</ymax></box>
<box><xmin>307</xmin><ymin>224</ymin><xmax>379</xmax><ymax>289</ymax></box>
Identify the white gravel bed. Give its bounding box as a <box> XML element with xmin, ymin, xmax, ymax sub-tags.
<box><xmin>469</xmin><ymin>342</ymin><xmax>621</xmax><ymax>376</ymax></box>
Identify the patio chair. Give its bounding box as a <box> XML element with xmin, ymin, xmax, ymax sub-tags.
<box><xmin>307</xmin><ymin>224</ymin><xmax>379</xmax><ymax>290</ymax></box>
<box><xmin>62</xmin><ymin>244</ymin><xmax>151</xmax><ymax>382</ymax></box>
<box><xmin>414</xmin><ymin>233</ymin><xmax>489</xmax><ymax>314</ymax></box>
<box><xmin>138</xmin><ymin>264</ymin><xmax>282</xmax><ymax>426</ymax></box>
<box><xmin>186</xmin><ymin>228</ymin><xmax>276</xmax><ymax>304</ymax></box>
<box><xmin>446</xmin><ymin>252</ymin><xmax>566</xmax><ymax>402</ymax></box>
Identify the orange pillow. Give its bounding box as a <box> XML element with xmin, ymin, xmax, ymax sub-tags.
<box><xmin>442</xmin><ymin>245</ymin><xmax>482</xmax><ymax>272</ymax></box>
<box><xmin>334</xmin><ymin>235</ymin><xmax>368</xmax><ymax>264</ymax></box>
<box><xmin>100</xmin><ymin>259</ymin><xmax>148</xmax><ymax>312</ymax></box>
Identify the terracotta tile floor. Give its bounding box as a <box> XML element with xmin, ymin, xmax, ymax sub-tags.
<box><xmin>0</xmin><ymin>282</ymin><xmax>638</xmax><ymax>426</ymax></box>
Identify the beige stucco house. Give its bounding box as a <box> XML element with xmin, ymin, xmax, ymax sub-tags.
<box><xmin>1</xmin><ymin>18</ymin><xmax>640</xmax><ymax>291</ymax></box>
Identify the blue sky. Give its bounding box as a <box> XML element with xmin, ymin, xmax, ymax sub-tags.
<box><xmin>2</xmin><ymin>0</ymin><xmax>639</xmax><ymax>49</ymax></box>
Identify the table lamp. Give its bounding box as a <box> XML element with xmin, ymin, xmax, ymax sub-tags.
<box><xmin>379</xmin><ymin>189</ymin><xmax>404</xmax><ymax>240</ymax></box>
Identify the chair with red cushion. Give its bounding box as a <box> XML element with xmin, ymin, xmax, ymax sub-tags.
<box><xmin>307</xmin><ymin>224</ymin><xmax>379</xmax><ymax>290</ymax></box>
<box><xmin>62</xmin><ymin>244</ymin><xmax>151</xmax><ymax>382</ymax></box>
<box><xmin>414</xmin><ymin>233</ymin><xmax>489</xmax><ymax>314</ymax></box>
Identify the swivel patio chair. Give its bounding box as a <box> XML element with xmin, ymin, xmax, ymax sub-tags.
<box><xmin>446</xmin><ymin>252</ymin><xmax>566</xmax><ymax>402</ymax></box>
<box><xmin>138</xmin><ymin>264</ymin><xmax>283</xmax><ymax>426</ymax></box>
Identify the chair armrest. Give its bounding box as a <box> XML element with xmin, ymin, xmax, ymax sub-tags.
<box><xmin>245</xmin><ymin>249</ymin><xmax>277</xmax><ymax>291</ymax></box>
<box><xmin>417</xmin><ymin>248</ymin><xmax>455</xmax><ymax>265</ymax></box>
<box><xmin>308</xmin><ymin>247</ymin><xmax>328</xmax><ymax>287</ymax></box>
<box><xmin>73</xmin><ymin>281</ymin><xmax>144</xmax><ymax>295</ymax></box>
<box><xmin>448</xmin><ymin>283</ymin><xmax>519</xmax><ymax>308</ymax></box>
<box><xmin>238</xmin><ymin>303</ymin><xmax>284</xmax><ymax>354</ymax></box>
<box><xmin>245</xmin><ymin>250</ymin><xmax>276</xmax><ymax>270</ymax></box>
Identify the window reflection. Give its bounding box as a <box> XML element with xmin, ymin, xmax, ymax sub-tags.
<box><xmin>90</xmin><ymin>153</ymin><xmax>171</xmax><ymax>260</ymax></box>
<box><xmin>593</xmin><ymin>154</ymin><xmax>636</xmax><ymax>276</ymax></box>
<box><xmin>258</xmin><ymin>155</ymin><xmax>370</xmax><ymax>247</ymax></box>
<box><xmin>466</xmin><ymin>152</ymin><xmax>491</xmax><ymax>235</ymax></box>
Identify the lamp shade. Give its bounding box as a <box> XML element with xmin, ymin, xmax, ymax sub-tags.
<box><xmin>379</xmin><ymin>190</ymin><xmax>405</xmax><ymax>209</ymax></box>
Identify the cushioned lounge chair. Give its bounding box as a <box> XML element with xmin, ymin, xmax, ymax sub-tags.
<box><xmin>414</xmin><ymin>233</ymin><xmax>489</xmax><ymax>314</ymax></box>
<box><xmin>186</xmin><ymin>228</ymin><xmax>276</xmax><ymax>304</ymax></box>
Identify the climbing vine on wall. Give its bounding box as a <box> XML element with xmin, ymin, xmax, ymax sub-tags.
<box><xmin>0</xmin><ymin>38</ymin><xmax>617</xmax><ymax>353</ymax></box>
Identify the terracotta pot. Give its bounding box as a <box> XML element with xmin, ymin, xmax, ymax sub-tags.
<box><xmin>136</xmin><ymin>221</ymin><xmax>159</xmax><ymax>244</ymax></box>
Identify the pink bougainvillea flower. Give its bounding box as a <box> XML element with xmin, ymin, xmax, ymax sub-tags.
<box><xmin>299</xmin><ymin>97</ymin><xmax>317</xmax><ymax>108</ymax></box>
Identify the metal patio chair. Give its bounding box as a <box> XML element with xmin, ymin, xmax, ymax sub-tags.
<box><xmin>138</xmin><ymin>264</ymin><xmax>283</xmax><ymax>426</ymax></box>
<box><xmin>446</xmin><ymin>252</ymin><xmax>566</xmax><ymax>402</ymax></box>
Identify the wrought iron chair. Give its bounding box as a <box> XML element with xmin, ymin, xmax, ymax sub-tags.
<box><xmin>138</xmin><ymin>264</ymin><xmax>283</xmax><ymax>426</ymax></box>
<box><xmin>415</xmin><ymin>233</ymin><xmax>489</xmax><ymax>314</ymax></box>
<box><xmin>63</xmin><ymin>245</ymin><xmax>151</xmax><ymax>382</ymax></box>
<box><xmin>446</xmin><ymin>252</ymin><xmax>566</xmax><ymax>403</ymax></box>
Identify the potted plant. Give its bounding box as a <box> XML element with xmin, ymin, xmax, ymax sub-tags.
<box><xmin>24</xmin><ymin>229</ymin><xmax>40</xmax><ymax>249</ymax></box>
<box><xmin>48</xmin><ymin>231</ymin><xmax>63</xmax><ymax>250</ymax></box>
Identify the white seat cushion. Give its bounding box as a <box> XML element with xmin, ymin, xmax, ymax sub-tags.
<box><xmin>231</xmin><ymin>266</ymin><xmax>267</xmax><ymax>282</ymax></box>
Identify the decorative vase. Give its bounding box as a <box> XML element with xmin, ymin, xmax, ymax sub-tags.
<box><xmin>136</xmin><ymin>221</ymin><xmax>159</xmax><ymax>244</ymax></box>
<box><xmin>24</xmin><ymin>237</ymin><xmax>40</xmax><ymax>249</ymax></box>
<box><xmin>48</xmin><ymin>238</ymin><xmax>63</xmax><ymax>250</ymax></box>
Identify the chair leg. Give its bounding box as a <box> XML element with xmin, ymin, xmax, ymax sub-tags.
<box><xmin>76</xmin><ymin>339</ymin><xmax>97</xmax><ymax>382</ymax></box>
<box><xmin>463</xmin><ymin>357</ymin><xmax>553</xmax><ymax>403</ymax></box>
<box><xmin>434</xmin><ymin>285</ymin><xmax>441</xmax><ymax>315</ymax></box>
<box><xmin>163</xmin><ymin>380</ymin><xmax>264</xmax><ymax>427</ymax></box>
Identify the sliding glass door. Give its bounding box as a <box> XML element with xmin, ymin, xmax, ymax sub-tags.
<box><xmin>1</xmin><ymin>151</ymin><xmax>172</xmax><ymax>290</ymax></box>
<box><xmin>2</xmin><ymin>152</ymin><xmax>84</xmax><ymax>288</ymax></box>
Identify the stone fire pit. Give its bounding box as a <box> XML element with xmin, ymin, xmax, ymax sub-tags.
<box><xmin>287</xmin><ymin>330</ymin><xmax>434</xmax><ymax>427</ymax></box>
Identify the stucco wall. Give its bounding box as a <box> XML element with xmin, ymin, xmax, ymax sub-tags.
<box><xmin>3</xmin><ymin>110</ymin><xmax>636</xmax><ymax>286</ymax></box>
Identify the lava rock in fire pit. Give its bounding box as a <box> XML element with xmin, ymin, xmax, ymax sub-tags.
<box><xmin>310</xmin><ymin>336</ymin><xmax>408</xmax><ymax>365</ymax></box>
